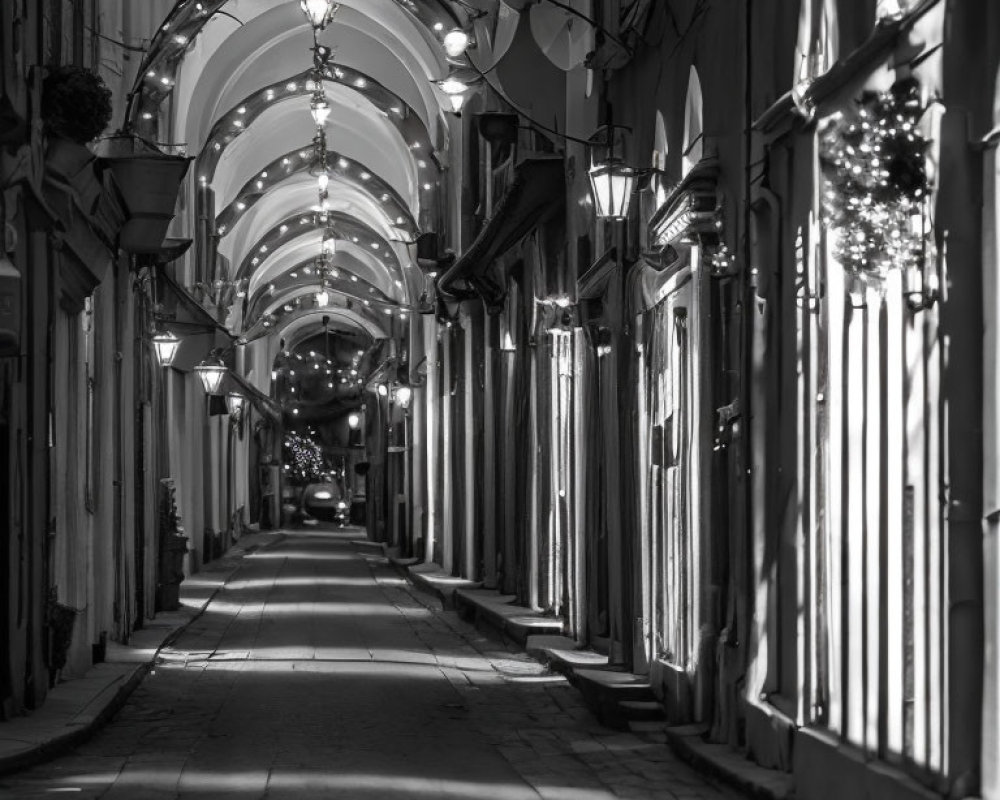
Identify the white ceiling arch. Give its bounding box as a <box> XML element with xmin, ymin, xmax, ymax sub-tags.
<box><xmin>234</xmin><ymin>211</ymin><xmax>402</xmax><ymax>281</ymax></box>
<box><xmin>218</xmin><ymin>175</ymin><xmax>415</xmax><ymax>269</ymax></box>
<box><xmin>210</xmin><ymin>98</ymin><xmax>420</xmax><ymax>218</ymax></box>
<box><xmin>269</xmin><ymin>307</ymin><xmax>390</xmax><ymax>346</ymax></box>
<box><xmin>247</xmin><ymin>234</ymin><xmax>401</xmax><ymax>301</ymax></box>
<box><xmin>174</xmin><ymin>1</ymin><xmax>450</xmax><ymax>153</ymax></box>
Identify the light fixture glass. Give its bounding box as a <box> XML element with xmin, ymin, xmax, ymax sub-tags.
<box><xmin>225</xmin><ymin>392</ymin><xmax>245</xmax><ymax>418</ymax></box>
<box><xmin>310</xmin><ymin>91</ymin><xmax>331</xmax><ymax>126</ymax></box>
<box><xmin>151</xmin><ymin>330</ymin><xmax>181</xmax><ymax>367</ymax></box>
<box><xmin>317</xmin><ymin>170</ymin><xmax>330</xmax><ymax>193</ymax></box>
<box><xmin>300</xmin><ymin>0</ymin><xmax>339</xmax><ymax>29</ymax></box>
<box><xmin>316</xmin><ymin>288</ymin><xmax>330</xmax><ymax>307</ymax></box>
<box><xmin>194</xmin><ymin>357</ymin><xmax>227</xmax><ymax>395</ymax></box>
<box><xmin>438</xmin><ymin>77</ymin><xmax>468</xmax><ymax>96</ymax></box>
<box><xmin>348</xmin><ymin>412</ymin><xmax>360</xmax><ymax>429</ymax></box>
<box><xmin>322</xmin><ymin>234</ymin><xmax>337</xmax><ymax>255</ymax></box>
<box><xmin>394</xmin><ymin>386</ymin><xmax>412</xmax><ymax>409</ymax></box>
<box><xmin>589</xmin><ymin>159</ymin><xmax>637</xmax><ymax>220</ymax></box>
<box><xmin>443</xmin><ymin>29</ymin><xmax>471</xmax><ymax>58</ymax></box>
<box><xmin>377</xmin><ymin>384</ymin><xmax>388</xmax><ymax>397</ymax></box>
<box><xmin>448</xmin><ymin>94</ymin><xmax>466</xmax><ymax>114</ymax></box>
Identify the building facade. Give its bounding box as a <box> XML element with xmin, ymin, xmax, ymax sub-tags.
<box><xmin>3</xmin><ymin>2</ymin><xmax>1000</xmax><ymax>799</ymax></box>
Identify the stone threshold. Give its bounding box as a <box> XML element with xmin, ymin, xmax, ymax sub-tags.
<box><xmin>523</xmin><ymin>636</ymin><xmax>793</xmax><ymax>800</ymax></box>
<box><xmin>375</xmin><ymin>541</ymin><xmax>794</xmax><ymax>800</ymax></box>
<box><xmin>0</xmin><ymin>530</ymin><xmax>284</xmax><ymax>776</ymax></box>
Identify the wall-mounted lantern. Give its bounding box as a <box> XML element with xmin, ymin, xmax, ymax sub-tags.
<box><xmin>194</xmin><ymin>355</ymin><xmax>227</xmax><ymax>395</ymax></box>
<box><xmin>152</xmin><ymin>329</ymin><xmax>181</xmax><ymax>367</ymax></box>
<box><xmin>589</xmin><ymin>158</ymin><xmax>636</xmax><ymax>220</ymax></box>
<box><xmin>226</xmin><ymin>392</ymin><xmax>245</xmax><ymax>419</ymax></box>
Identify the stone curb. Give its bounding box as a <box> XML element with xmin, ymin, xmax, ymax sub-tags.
<box><xmin>663</xmin><ymin>726</ymin><xmax>795</xmax><ymax>800</ymax></box>
<box><xmin>0</xmin><ymin>529</ymin><xmax>284</xmax><ymax>777</ymax></box>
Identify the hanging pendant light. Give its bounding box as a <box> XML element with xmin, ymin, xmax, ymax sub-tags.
<box><xmin>194</xmin><ymin>355</ymin><xmax>227</xmax><ymax>395</ymax></box>
<box><xmin>317</xmin><ymin>170</ymin><xmax>330</xmax><ymax>193</ymax></box>
<box><xmin>310</xmin><ymin>91</ymin><xmax>331</xmax><ymax>126</ymax></box>
<box><xmin>300</xmin><ymin>0</ymin><xmax>339</xmax><ymax>30</ymax></box>
<box><xmin>151</xmin><ymin>329</ymin><xmax>181</xmax><ymax>367</ymax></box>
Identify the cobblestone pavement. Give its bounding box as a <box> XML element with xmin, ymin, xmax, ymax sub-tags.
<box><xmin>0</xmin><ymin>528</ymin><xmax>747</xmax><ymax>800</ymax></box>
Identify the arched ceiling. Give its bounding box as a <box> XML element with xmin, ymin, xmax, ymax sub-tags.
<box><xmin>133</xmin><ymin>0</ymin><xmax>496</xmax><ymax>392</ymax></box>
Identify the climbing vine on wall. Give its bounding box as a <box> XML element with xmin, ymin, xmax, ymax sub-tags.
<box><xmin>819</xmin><ymin>76</ymin><xmax>929</xmax><ymax>285</ymax></box>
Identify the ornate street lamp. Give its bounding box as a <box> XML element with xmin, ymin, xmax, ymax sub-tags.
<box><xmin>194</xmin><ymin>354</ymin><xmax>227</xmax><ymax>395</ymax></box>
<box><xmin>151</xmin><ymin>329</ymin><xmax>181</xmax><ymax>367</ymax></box>
<box><xmin>588</xmin><ymin>119</ymin><xmax>638</xmax><ymax>220</ymax></box>
<box><xmin>589</xmin><ymin>158</ymin><xmax>637</xmax><ymax>220</ymax></box>
<box><xmin>300</xmin><ymin>0</ymin><xmax>339</xmax><ymax>30</ymax></box>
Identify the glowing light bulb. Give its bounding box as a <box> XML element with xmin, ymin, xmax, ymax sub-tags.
<box><xmin>439</xmin><ymin>78</ymin><xmax>467</xmax><ymax>96</ymax></box>
<box><xmin>443</xmin><ymin>29</ymin><xmax>471</xmax><ymax>58</ymax></box>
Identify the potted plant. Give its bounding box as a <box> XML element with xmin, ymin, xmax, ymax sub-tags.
<box><xmin>98</xmin><ymin>134</ymin><xmax>191</xmax><ymax>254</ymax></box>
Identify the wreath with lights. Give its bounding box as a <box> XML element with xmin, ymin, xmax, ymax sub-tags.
<box><xmin>819</xmin><ymin>76</ymin><xmax>929</xmax><ymax>284</ymax></box>
<box><xmin>283</xmin><ymin>431</ymin><xmax>325</xmax><ymax>484</ymax></box>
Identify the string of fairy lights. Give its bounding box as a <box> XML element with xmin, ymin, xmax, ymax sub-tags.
<box><xmin>819</xmin><ymin>76</ymin><xmax>930</xmax><ymax>294</ymax></box>
<box><xmin>282</xmin><ymin>430</ymin><xmax>325</xmax><ymax>483</ymax></box>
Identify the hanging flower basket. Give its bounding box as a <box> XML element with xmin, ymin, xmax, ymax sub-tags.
<box><xmin>819</xmin><ymin>76</ymin><xmax>929</xmax><ymax>288</ymax></box>
<box><xmin>98</xmin><ymin>135</ymin><xmax>191</xmax><ymax>254</ymax></box>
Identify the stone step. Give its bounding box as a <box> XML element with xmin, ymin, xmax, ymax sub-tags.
<box><xmin>573</xmin><ymin>668</ymin><xmax>657</xmax><ymax>730</ymax></box>
<box><xmin>454</xmin><ymin>589</ymin><xmax>563</xmax><ymax>644</ymax></box>
<box><xmin>405</xmin><ymin>563</ymin><xmax>481</xmax><ymax>607</ymax></box>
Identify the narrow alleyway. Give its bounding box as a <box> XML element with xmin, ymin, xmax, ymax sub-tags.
<box><xmin>0</xmin><ymin>527</ymin><xmax>744</xmax><ymax>800</ymax></box>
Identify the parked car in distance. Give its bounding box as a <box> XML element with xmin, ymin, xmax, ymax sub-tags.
<box><xmin>302</xmin><ymin>481</ymin><xmax>348</xmax><ymax>524</ymax></box>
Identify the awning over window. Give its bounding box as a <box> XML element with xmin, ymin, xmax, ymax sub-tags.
<box><xmin>438</xmin><ymin>154</ymin><xmax>565</xmax><ymax>308</ymax></box>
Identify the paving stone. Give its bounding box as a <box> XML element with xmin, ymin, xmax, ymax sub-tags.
<box><xmin>0</xmin><ymin>527</ymin><xmax>749</xmax><ymax>800</ymax></box>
